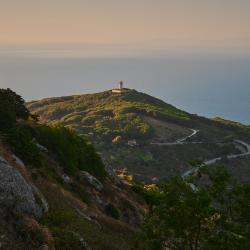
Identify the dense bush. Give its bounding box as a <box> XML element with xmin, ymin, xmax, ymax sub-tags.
<box><xmin>0</xmin><ymin>88</ymin><xmax>106</xmax><ymax>178</ymax></box>
<box><xmin>104</xmin><ymin>203</ymin><xmax>120</xmax><ymax>220</ymax></box>
<box><xmin>52</xmin><ymin>229</ymin><xmax>85</xmax><ymax>250</ymax></box>
<box><xmin>0</xmin><ymin>88</ymin><xmax>30</xmax><ymax>130</ymax></box>
<box><xmin>131</xmin><ymin>182</ymin><xmax>162</xmax><ymax>206</ymax></box>
<box><xmin>0</xmin><ymin>88</ymin><xmax>41</xmax><ymax>165</ymax></box>
<box><xmin>34</xmin><ymin>125</ymin><xmax>106</xmax><ymax>177</ymax></box>
<box><xmin>3</xmin><ymin>125</ymin><xmax>41</xmax><ymax>166</ymax></box>
<box><xmin>137</xmin><ymin>167</ymin><xmax>250</xmax><ymax>250</ymax></box>
<box><xmin>40</xmin><ymin>209</ymin><xmax>85</xmax><ymax>249</ymax></box>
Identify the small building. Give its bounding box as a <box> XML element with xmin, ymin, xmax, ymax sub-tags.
<box><xmin>112</xmin><ymin>81</ymin><xmax>126</xmax><ymax>94</ymax></box>
<box><xmin>127</xmin><ymin>139</ymin><xmax>137</xmax><ymax>147</ymax></box>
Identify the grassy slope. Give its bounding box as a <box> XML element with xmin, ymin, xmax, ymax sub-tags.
<box><xmin>27</xmin><ymin>89</ymin><xmax>250</xmax><ymax>182</ymax></box>
<box><xmin>27</xmin><ymin>89</ymin><xmax>191</xmax><ymax>141</ymax></box>
<box><xmin>0</xmin><ymin>134</ymin><xmax>146</xmax><ymax>250</ymax></box>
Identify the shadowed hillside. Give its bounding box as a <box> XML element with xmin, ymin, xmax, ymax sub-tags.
<box><xmin>27</xmin><ymin>88</ymin><xmax>250</xmax><ymax>183</ymax></box>
<box><xmin>1</xmin><ymin>88</ymin><xmax>250</xmax><ymax>249</ymax></box>
<box><xmin>0</xmin><ymin>88</ymin><xmax>146</xmax><ymax>249</ymax></box>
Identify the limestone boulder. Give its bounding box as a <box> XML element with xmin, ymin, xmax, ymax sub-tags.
<box><xmin>0</xmin><ymin>162</ymin><xmax>48</xmax><ymax>217</ymax></box>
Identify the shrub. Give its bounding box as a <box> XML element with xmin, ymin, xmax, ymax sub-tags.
<box><xmin>0</xmin><ymin>88</ymin><xmax>30</xmax><ymax>130</ymax></box>
<box><xmin>104</xmin><ymin>203</ymin><xmax>120</xmax><ymax>220</ymax></box>
<box><xmin>131</xmin><ymin>182</ymin><xmax>161</xmax><ymax>206</ymax></box>
<box><xmin>138</xmin><ymin>167</ymin><xmax>250</xmax><ymax>250</ymax></box>
<box><xmin>53</xmin><ymin>229</ymin><xmax>84</xmax><ymax>250</ymax></box>
<box><xmin>34</xmin><ymin>125</ymin><xmax>106</xmax><ymax>177</ymax></box>
<box><xmin>3</xmin><ymin>125</ymin><xmax>41</xmax><ymax>166</ymax></box>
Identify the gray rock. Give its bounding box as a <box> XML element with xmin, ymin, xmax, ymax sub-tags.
<box><xmin>103</xmin><ymin>162</ymin><xmax>121</xmax><ymax>184</ymax></box>
<box><xmin>77</xmin><ymin>171</ymin><xmax>103</xmax><ymax>191</ymax></box>
<box><xmin>0</xmin><ymin>156</ymin><xmax>7</xmax><ymax>164</ymax></box>
<box><xmin>30</xmin><ymin>183</ymin><xmax>49</xmax><ymax>214</ymax></box>
<box><xmin>32</xmin><ymin>138</ymin><xmax>48</xmax><ymax>152</ymax></box>
<box><xmin>35</xmin><ymin>143</ymin><xmax>48</xmax><ymax>152</ymax></box>
<box><xmin>80</xmin><ymin>238</ymin><xmax>90</xmax><ymax>250</ymax></box>
<box><xmin>12</xmin><ymin>154</ymin><xmax>25</xmax><ymax>168</ymax></box>
<box><xmin>95</xmin><ymin>195</ymin><xmax>107</xmax><ymax>209</ymax></box>
<box><xmin>62</xmin><ymin>174</ymin><xmax>71</xmax><ymax>183</ymax></box>
<box><xmin>0</xmin><ymin>162</ymin><xmax>47</xmax><ymax>217</ymax></box>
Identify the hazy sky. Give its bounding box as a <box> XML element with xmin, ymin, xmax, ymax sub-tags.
<box><xmin>0</xmin><ymin>1</ymin><xmax>250</xmax><ymax>123</ymax></box>
<box><xmin>1</xmin><ymin>0</ymin><xmax>250</xmax><ymax>54</ymax></box>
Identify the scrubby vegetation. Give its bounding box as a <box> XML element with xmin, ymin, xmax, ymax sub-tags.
<box><xmin>0</xmin><ymin>88</ymin><xmax>140</xmax><ymax>250</ymax></box>
<box><xmin>0</xmin><ymin>88</ymin><xmax>106</xmax><ymax>178</ymax></box>
<box><xmin>0</xmin><ymin>88</ymin><xmax>30</xmax><ymax>130</ymax></box>
<box><xmin>1</xmin><ymin>88</ymin><xmax>250</xmax><ymax>249</ymax></box>
<box><xmin>27</xmin><ymin>88</ymin><xmax>250</xmax><ymax>184</ymax></box>
<box><xmin>134</xmin><ymin>166</ymin><xmax>250</xmax><ymax>250</ymax></box>
<box><xmin>27</xmin><ymin>89</ymin><xmax>191</xmax><ymax>142</ymax></box>
<box><xmin>104</xmin><ymin>203</ymin><xmax>120</xmax><ymax>220</ymax></box>
<box><xmin>1</xmin><ymin>88</ymin><xmax>155</xmax><ymax>250</ymax></box>
<box><xmin>34</xmin><ymin>125</ymin><xmax>106</xmax><ymax>177</ymax></box>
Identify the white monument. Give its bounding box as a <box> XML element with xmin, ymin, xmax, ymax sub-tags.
<box><xmin>112</xmin><ymin>81</ymin><xmax>126</xmax><ymax>93</ymax></box>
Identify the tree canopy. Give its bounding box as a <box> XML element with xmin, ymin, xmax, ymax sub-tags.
<box><xmin>137</xmin><ymin>167</ymin><xmax>250</xmax><ymax>250</ymax></box>
<box><xmin>0</xmin><ymin>88</ymin><xmax>30</xmax><ymax>129</ymax></box>
<box><xmin>0</xmin><ymin>88</ymin><xmax>106</xmax><ymax>178</ymax></box>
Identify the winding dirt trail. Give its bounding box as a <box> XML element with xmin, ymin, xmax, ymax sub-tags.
<box><xmin>115</xmin><ymin>129</ymin><xmax>250</xmax><ymax>182</ymax></box>
<box><xmin>150</xmin><ymin>129</ymin><xmax>199</xmax><ymax>146</ymax></box>
<box><xmin>182</xmin><ymin>139</ymin><xmax>250</xmax><ymax>178</ymax></box>
<box><xmin>150</xmin><ymin>128</ymin><xmax>250</xmax><ymax>178</ymax></box>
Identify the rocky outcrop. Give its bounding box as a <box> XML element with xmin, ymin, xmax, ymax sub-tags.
<box><xmin>0</xmin><ymin>162</ymin><xmax>48</xmax><ymax>218</ymax></box>
<box><xmin>32</xmin><ymin>138</ymin><xmax>49</xmax><ymax>152</ymax></box>
<box><xmin>77</xmin><ymin>171</ymin><xmax>103</xmax><ymax>191</ymax></box>
<box><xmin>61</xmin><ymin>173</ymin><xmax>71</xmax><ymax>183</ymax></box>
<box><xmin>12</xmin><ymin>154</ymin><xmax>25</xmax><ymax>168</ymax></box>
<box><xmin>0</xmin><ymin>156</ymin><xmax>7</xmax><ymax>164</ymax></box>
<box><xmin>79</xmin><ymin>237</ymin><xmax>90</xmax><ymax>250</ymax></box>
<box><xmin>102</xmin><ymin>160</ymin><xmax>121</xmax><ymax>185</ymax></box>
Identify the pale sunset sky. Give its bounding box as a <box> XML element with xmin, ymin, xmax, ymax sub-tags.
<box><xmin>0</xmin><ymin>0</ymin><xmax>250</xmax><ymax>123</ymax></box>
<box><xmin>0</xmin><ymin>0</ymin><xmax>249</xmax><ymax>54</ymax></box>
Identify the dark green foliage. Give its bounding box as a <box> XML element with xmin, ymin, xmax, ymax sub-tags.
<box><xmin>34</xmin><ymin>125</ymin><xmax>106</xmax><ymax>177</ymax></box>
<box><xmin>52</xmin><ymin>228</ymin><xmax>85</xmax><ymax>250</ymax></box>
<box><xmin>131</xmin><ymin>182</ymin><xmax>161</xmax><ymax>206</ymax></box>
<box><xmin>0</xmin><ymin>88</ymin><xmax>106</xmax><ymax>179</ymax></box>
<box><xmin>40</xmin><ymin>210</ymin><xmax>85</xmax><ymax>249</ymax></box>
<box><xmin>0</xmin><ymin>88</ymin><xmax>30</xmax><ymax>130</ymax></box>
<box><xmin>138</xmin><ymin>167</ymin><xmax>250</xmax><ymax>250</ymax></box>
<box><xmin>104</xmin><ymin>203</ymin><xmax>120</xmax><ymax>220</ymax></box>
<box><xmin>68</xmin><ymin>182</ymin><xmax>91</xmax><ymax>203</ymax></box>
<box><xmin>41</xmin><ymin>209</ymin><xmax>76</xmax><ymax>228</ymax></box>
<box><xmin>0</xmin><ymin>88</ymin><xmax>40</xmax><ymax>165</ymax></box>
<box><xmin>4</xmin><ymin>125</ymin><xmax>41</xmax><ymax>166</ymax></box>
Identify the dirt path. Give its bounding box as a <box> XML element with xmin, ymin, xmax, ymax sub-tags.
<box><xmin>150</xmin><ymin>129</ymin><xmax>199</xmax><ymax>146</ymax></box>
<box><xmin>182</xmin><ymin>139</ymin><xmax>250</xmax><ymax>178</ymax></box>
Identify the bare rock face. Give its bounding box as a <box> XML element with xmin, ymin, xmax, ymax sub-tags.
<box><xmin>105</xmin><ymin>165</ymin><xmax>121</xmax><ymax>184</ymax></box>
<box><xmin>77</xmin><ymin>171</ymin><xmax>103</xmax><ymax>191</ymax></box>
<box><xmin>0</xmin><ymin>162</ymin><xmax>48</xmax><ymax>218</ymax></box>
<box><xmin>12</xmin><ymin>154</ymin><xmax>25</xmax><ymax>168</ymax></box>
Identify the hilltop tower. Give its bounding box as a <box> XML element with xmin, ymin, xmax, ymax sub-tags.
<box><xmin>119</xmin><ymin>81</ymin><xmax>123</xmax><ymax>89</ymax></box>
<box><xmin>112</xmin><ymin>81</ymin><xmax>126</xmax><ymax>94</ymax></box>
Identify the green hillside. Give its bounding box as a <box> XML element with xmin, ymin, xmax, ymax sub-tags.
<box><xmin>27</xmin><ymin>88</ymin><xmax>250</xmax><ymax>183</ymax></box>
<box><xmin>0</xmin><ymin>88</ymin><xmax>146</xmax><ymax>250</ymax></box>
<box><xmin>1</xmin><ymin>88</ymin><xmax>250</xmax><ymax>249</ymax></box>
<box><xmin>28</xmin><ymin>89</ymin><xmax>192</xmax><ymax>141</ymax></box>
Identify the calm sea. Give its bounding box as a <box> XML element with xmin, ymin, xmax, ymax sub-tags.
<box><xmin>0</xmin><ymin>52</ymin><xmax>249</xmax><ymax>124</ymax></box>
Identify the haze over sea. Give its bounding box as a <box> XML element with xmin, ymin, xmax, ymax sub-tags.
<box><xmin>0</xmin><ymin>49</ymin><xmax>249</xmax><ymax>124</ymax></box>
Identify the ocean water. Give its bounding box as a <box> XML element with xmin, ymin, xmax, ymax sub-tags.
<box><xmin>0</xmin><ymin>53</ymin><xmax>249</xmax><ymax>124</ymax></box>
